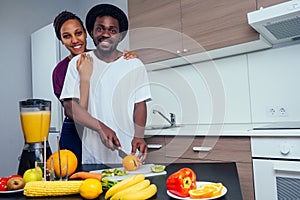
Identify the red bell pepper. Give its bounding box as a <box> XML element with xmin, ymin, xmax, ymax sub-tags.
<box><xmin>166</xmin><ymin>168</ymin><xmax>197</xmax><ymax>197</ymax></box>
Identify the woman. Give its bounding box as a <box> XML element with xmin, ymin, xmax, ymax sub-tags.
<box><xmin>52</xmin><ymin>11</ymin><xmax>137</xmax><ymax>165</ymax></box>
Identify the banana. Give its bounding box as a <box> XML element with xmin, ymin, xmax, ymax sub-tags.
<box><xmin>104</xmin><ymin>174</ymin><xmax>145</xmax><ymax>199</ymax></box>
<box><xmin>110</xmin><ymin>179</ymin><xmax>150</xmax><ymax>200</ymax></box>
<box><xmin>120</xmin><ymin>184</ymin><xmax>157</xmax><ymax>200</ymax></box>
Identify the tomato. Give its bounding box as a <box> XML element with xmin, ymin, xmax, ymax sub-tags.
<box><xmin>7</xmin><ymin>174</ymin><xmax>22</xmax><ymax>180</ymax></box>
<box><xmin>0</xmin><ymin>177</ymin><xmax>8</xmax><ymax>191</ymax></box>
<box><xmin>0</xmin><ymin>183</ymin><xmax>7</xmax><ymax>191</ymax></box>
<box><xmin>0</xmin><ymin>177</ymin><xmax>8</xmax><ymax>184</ymax></box>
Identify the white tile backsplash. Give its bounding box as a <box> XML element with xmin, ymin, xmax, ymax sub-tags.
<box><xmin>147</xmin><ymin>54</ymin><xmax>251</xmax><ymax>125</ymax></box>
<box><xmin>248</xmin><ymin>43</ymin><xmax>300</xmax><ymax>123</ymax></box>
<box><xmin>147</xmin><ymin>43</ymin><xmax>300</xmax><ymax>125</ymax></box>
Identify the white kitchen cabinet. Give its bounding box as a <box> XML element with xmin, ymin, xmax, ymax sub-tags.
<box><xmin>251</xmin><ymin>136</ymin><xmax>300</xmax><ymax>200</ymax></box>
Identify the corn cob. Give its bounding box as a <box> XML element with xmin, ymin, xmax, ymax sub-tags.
<box><xmin>23</xmin><ymin>180</ymin><xmax>83</xmax><ymax>197</ymax></box>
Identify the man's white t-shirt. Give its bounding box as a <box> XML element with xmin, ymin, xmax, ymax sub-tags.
<box><xmin>60</xmin><ymin>51</ymin><xmax>151</xmax><ymax>164</ymax></box>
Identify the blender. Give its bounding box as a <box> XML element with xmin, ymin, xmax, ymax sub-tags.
<box><xmin>18</xmin><ymin>99</ymin><xmax>52</xmax><ymax>176</ymax></box>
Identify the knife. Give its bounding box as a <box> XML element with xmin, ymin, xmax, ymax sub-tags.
<box><xmin>114</xmin><ymin>145</ymin><xmax>128</xmax><ymax>159</ymax></box>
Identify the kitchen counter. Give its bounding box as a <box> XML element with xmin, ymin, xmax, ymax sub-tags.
<box><xmin>145</xmin><ymin>122</ymin><xmax>300</xmax><ymax>136</ymax></box>
<box><xmin>0</xmin><ymin>162</ymin><xmax>243</xmax><ymax>200</ymax></box>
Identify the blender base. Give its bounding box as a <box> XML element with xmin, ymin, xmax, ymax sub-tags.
<box><xmin>18</xmin><ymin>142</ymin><xmax>52</xmax><ymax>176</ymax></box>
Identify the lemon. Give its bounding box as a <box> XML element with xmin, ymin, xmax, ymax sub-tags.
<box><xmin>79</xmin><ymin>178</ymin><xmax>103</xmax><ymax>199</ymax></box>
<box><xmin>150</xmin><ymin>165</ymin><xmax>166</xmax><ymax>173</ymax></box>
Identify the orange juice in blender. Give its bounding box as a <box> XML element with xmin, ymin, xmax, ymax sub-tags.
<box><xmin>18</xmin><ymin>99</ymin><xmax>52</xmax><ymax>176</ymax></box>
<box><xmin>20</xmin><ymin>110</ymin><xmax>51</xmax><ymax>143</ymax></box>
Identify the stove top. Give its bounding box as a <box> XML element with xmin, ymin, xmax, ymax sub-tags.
<box><xmin>253</xmin><ymin>121</ymin><xmax>300</xmax><ymax>130</ymax></box>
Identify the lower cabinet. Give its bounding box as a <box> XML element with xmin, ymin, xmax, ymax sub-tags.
<box><xmin>145</xmin><ymin>136</ymin><xmax>254</xmax><ymax>200</ymax></box>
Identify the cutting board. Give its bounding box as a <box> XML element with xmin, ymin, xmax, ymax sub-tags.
<box><xmin>89</xmin><ymin>164</ymin><xmax>166</xmax><ymax>181</ymax></box>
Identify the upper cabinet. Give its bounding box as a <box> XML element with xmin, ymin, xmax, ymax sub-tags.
<box><xmin>181</xmin><ymin>0</ymin><xmax>258</xmax><ymax>54</ymax></box>
<box><xmin>128</xmin><ymin>0</ymin><xmax>182</xmax><ymax>63</ymax></box>
<box><xmin>128</xmin><ymin>0</ymin><xmax>259</xmax><ymax>64</ymax></box>
<box><xmin>257</xmin><ymin>0</ymin><xmax>288</xmax><ymax>8</ymax></box>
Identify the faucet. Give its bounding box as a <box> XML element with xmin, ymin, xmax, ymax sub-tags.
<box><xmin>153</xmin><ymin>109</ymin><xmax>176</xmax><ymax>127</ymax></box>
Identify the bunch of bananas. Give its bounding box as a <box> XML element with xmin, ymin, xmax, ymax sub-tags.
<box><xmin>104</xmin><ymin>174</ymin><xmax>157</xmax><ymax>200</ymax></box>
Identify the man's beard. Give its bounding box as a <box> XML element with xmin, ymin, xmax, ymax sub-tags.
<box><xmin>96</xmin><ymin>44</ymin><xmax>114</xmax><ymax>55</ymax></box>
<box><xmin>94</xmin><ymin>37</ymin><xmax>116</xmax><ymax>54</ymax></box>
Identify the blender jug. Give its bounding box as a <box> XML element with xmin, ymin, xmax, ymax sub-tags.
<box><xmin>18</xmin><ymin>99</ymin><xmax>52</xmax><ymax>176</ymax></box>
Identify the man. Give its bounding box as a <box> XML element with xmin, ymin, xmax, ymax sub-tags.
<box><xmin>60</xmin><ymin>4</ymin><xmax>151</xmax><ymax>164</ymax></box>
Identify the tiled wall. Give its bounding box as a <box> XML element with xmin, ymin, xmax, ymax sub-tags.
<box><xmin>248</xmin><ymin>43</ymin><xmax>300</xmax><ymax>123</ymax></box>
<box><xmin>146</xmin><ymin>43</ymin><xmax>300</xmax><ymax>125</ymax></box>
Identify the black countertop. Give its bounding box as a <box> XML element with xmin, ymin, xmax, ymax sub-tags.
<box><xmin>0</xmin><ymin>162</ymin><xmax>243</xmax><ymax>200</ymax></box>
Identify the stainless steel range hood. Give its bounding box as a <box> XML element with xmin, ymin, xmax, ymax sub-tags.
<box><xmin>248</xmin><ymin>0</ymin><xmax>300</xmax><ymax>44</ymax></box>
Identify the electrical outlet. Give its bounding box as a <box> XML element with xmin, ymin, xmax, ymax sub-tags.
<box><xmin>278</xmin><ymin>106</ymin><xmax>288</xmax><ymax>117</ymax></box>
<box><xmin>265</xmin><ymin>106</ymin><xmax>288</xmax><ymax>118</ymax></box>
<box><xmin>266</xmin><ymin>106</ymin><xmax>277</xmax><ymax>117</ymax></box>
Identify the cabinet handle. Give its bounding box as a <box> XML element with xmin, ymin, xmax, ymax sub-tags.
<box><xmin>274</xmin><ymin>162</ymin><xmax>300</xmax><ymax>173</ymax></box>
<box><xmin>176</xmin><ymin>49</ymin><xmax>189</xmax><ymax>54</ymax></box>
<box><xmin>193</xmin><ymin>146</ymin><xmax>212</xmax><ymax>152</ymax></box>
<box><xmin>147</xmin><ymin>144</ymin><xmax>162</xmax><ymax>149</ymax></box>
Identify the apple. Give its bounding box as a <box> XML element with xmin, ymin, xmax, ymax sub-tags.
<box><xmin>7</xmin><ymin>177</ymin><xmax>25</xmax><ymax>191</ymax></box>
<box><xmin>23</xmin><ymin>167</ymin><xmax>42</xmax><ymax>183</ymax></box>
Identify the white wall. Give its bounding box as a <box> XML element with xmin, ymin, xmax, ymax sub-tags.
<box><xmin>0</xmin><ymin>0</ymin><xmax>128</xmax><ymax>177</ymax></box>
<box><xmin>0</xmin><ymin>0</ymin><xmax>77</xmax><ymax>177</ymax></box>
<box><xmin>147</xmin><ymin>55</ymin><xmax>252</xmax><ymax>125</ymax></box>
<box><xmin>248</xmin><ymin>44</ymin><xmax>300</xmax><ymax>123</ymax></box>
<box><xmin>147</xmin><ymin>43</ymin><xmax>300</xmax><ymax>126</ymax></box>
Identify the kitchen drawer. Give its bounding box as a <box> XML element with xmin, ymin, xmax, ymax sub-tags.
<box><xmin>251</xmin><ymin>136</ymin><xmax>300</xmax><ymax>159</ymax></box>
<box><xmin>145</xmin><ymin>136</ymin><xmax>166</xmax><ymax>163</ymax></box>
